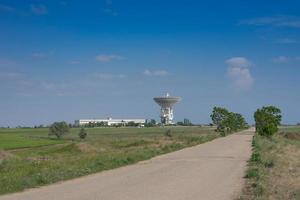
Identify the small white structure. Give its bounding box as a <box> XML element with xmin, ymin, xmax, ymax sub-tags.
<box><xmin>153</xmin><ymin>93</ymin><xmax>181</xmax><ymax>125</ymax></box>
<box><xmin>75</xmin><ymin>118</ymin><xmax>146</xmax><ymax>126</ymax></box>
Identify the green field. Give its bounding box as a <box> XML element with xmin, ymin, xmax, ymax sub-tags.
<box><xmin>0</xmin><ymin>126</ymin><xmax>218</xmax><ymax>195</ymax></box>
<box><xmin>239</xmin><ymin>126</ymin><xmax>300</xmax><ymax>200</ymax></box>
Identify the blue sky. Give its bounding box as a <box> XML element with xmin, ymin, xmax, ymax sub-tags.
<box><xmin>0</xmin><ymin>0</ymin><xmax>300</xmax><ymax>127</ymax></box>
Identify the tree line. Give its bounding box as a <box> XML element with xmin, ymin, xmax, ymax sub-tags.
<box><xmin>48</xmin><ymin>105</ymin><xmax>283</xmax><ymax>140</ymax></box>
<box><xmin>210</xmin><ymin>107</ymin><xmax>248</xmax><ymax>135</ymax></box>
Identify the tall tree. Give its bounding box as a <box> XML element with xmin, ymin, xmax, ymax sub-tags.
<box><xmin>49</xmin><ymin>121</ymin><xmax>70</xmax><ymax>139</ymax></box>
<box><xmin>254</xmin><ymin>106</ymin><xmax>282</xmax><ymax>137</ymax></box>
<box><xmin>210</xmin><ymin>107</ymin><xmax>230</xmax><ymax>131</ymax></box>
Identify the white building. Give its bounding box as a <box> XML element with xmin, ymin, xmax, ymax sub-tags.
<box><xmin>75</xmin><ymin>118</ymin><xmax>146</xmax><ymax>126</ymax></box>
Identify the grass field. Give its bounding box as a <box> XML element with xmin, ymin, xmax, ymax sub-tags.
<box><xmin>0</xmin><ymin>126</ymin><xmax>218</xmax><ymax>195</ymax></box>
<box><xmin>239</xmin><ymin>126</ymin><xmax>300</xmax><ymax>200</ymax></box>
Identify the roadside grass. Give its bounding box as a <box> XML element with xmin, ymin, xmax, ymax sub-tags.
<box><xmin>0</xmin><ymin>133</ymin><xmax>62</xmax><ymax>150</ymax></box>
<box><xmin>239</xmin><ymin>126</ymin><xmax>300</xmax><ymax>200</ymax></box>
<box><xmin>0</xmin><ymin>126</ymin><xmax>219</xmax><ymax>195</ymax></box>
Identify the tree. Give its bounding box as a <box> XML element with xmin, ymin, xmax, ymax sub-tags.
<box><xmin>254</xmin><ymin>106</ymin><xmax>282</xmax><ymax>137</ymax></box>
<box><xmin>48</xmin><ymin>121</ymin><xmax>70</xmax><ymax>139</ymax></box>
<box><xmin>210</xmin><ymin>107</ymin><xmax>230</xmax><ymax>131</ymax></box>
<box><xmin>210</xmin><ymin>107</ymin><xmax>248</xmax><ymax>134</ymax></box>
<box><xmin>79</xmin><ymin>128</ymin><xmax>87</xmax><ymax>139</ymax></box>
<box><xmin>127</xmin><ymin>121</ymin><xmax>138</xmax><ymax>127</ymax></box>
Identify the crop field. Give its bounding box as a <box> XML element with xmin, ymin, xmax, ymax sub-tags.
<box><xmin>0</xmin><ymin>126</ymin><xmax>218</xmax><ymax>195</ymax></box>
<box><xmin>239</xmin><ymin>126</ymin><xmax>300</xmax><ymax>200</ymax></box>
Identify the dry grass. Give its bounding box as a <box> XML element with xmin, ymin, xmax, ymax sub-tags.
<box><xmin>239</xmin><ymin>126</ymin><xmax>300</xmax><ymax>200</ymax></box>
<box><xmin>0</xmin><ymin>150</ymin><xmax>15</xmax><ymax>162</ymax></box>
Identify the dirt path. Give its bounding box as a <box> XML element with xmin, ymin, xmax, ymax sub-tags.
<box><xmin>0</xmin><ymin>129</ymin><xmax>254</xmax><ymax>200</ymax></box>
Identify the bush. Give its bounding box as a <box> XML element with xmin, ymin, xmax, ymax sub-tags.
<box><xmin>164</xmin><ymin>129</ymin><xmax>172</xmax><ymax>137</ymax></box>
<box><xmin>48</xmin><ymin>121</ymin><xmax>70</xmax><ymax>139</ymax></box>
<box><xmin>246</xmin><ymin>168</ymin><xmax>259</xmax><ymax>179</ymax></box>
<box><xmin>79</xmin><ymin>128</ymin><xmax>87</xmax><ymax>139</ymax></box>
<box><xmin>254</xmin><ymin>106</ymin><xmax>282</xmax><ymax>137</ymax></box>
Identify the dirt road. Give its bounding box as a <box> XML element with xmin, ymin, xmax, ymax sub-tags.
<box><xmin>0</xmin><ymin>129</ymin><xmax>254</xmax><ymax>200</ymax></box>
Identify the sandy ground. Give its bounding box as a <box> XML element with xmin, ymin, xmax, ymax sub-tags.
<box><xmin>0</xmin><ymin>128</ymin><xmax>254</xmax><ymax>200</ymax></box>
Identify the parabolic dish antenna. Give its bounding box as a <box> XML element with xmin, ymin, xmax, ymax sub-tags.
<box><xmin>153</xmin><ymin>93</ymin><xmax>181</xmax><ymax>125</ymax></box>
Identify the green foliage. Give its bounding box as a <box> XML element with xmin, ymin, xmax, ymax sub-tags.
<box><xmin>246</xmin><ymin>168</ymin><xmax>259</xmax><ymax>179</ymax></box>
<box><xmin>48</xmin><ymin>122</ymin><xmax>70</xmax><ymax>139</ymax></box>
<box><xmin>210</xmin><ymin>107</ymin><xmax>248</xmax><ymax>134</ymax></box>
<box><xmin>78</xmin><ymin>128</ymin><xmax>87</xmax><ymax>139</ymax></box>
<box><xmin>254</xmin><ymin>106</ymin><xmax>282</xmax><ymax>137</ymax></box>
<box><xmin>210</xmin><ymin>107</ymin><xmax>229</xmax><ymax>131</ymax></box>
<box><xmin>164</xmin><ymin>129</ymin><xmax>172</xmax><ymax>137</ymax></box>
<box><xmin>126</xmin><ymin>121</ymin><xmax>139</xmax><ymax>127</ymax></box>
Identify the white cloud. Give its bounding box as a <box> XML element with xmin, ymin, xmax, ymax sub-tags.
<box><xmin>272</xmin><ymin>56</ymin><xmax>291</xmax><ymax>63</ymax></box>
<box><xmin>0</xmin><ymin>59</ymin><xmax>17</xmax><ymax>69</ymax></box>
<box><xmin>272</xmin><ymin>56</ymin><xmax>300</xmax><ymax>63</ymax></box>
<box><xmin>240</xmin><ymin>15</ymin><xmax>300</xmax><ymax>28</ymax></box>
<box><xmin>275</xmin><ymin>38</ymin><xmax>298</xmax><ymax>44</ymax></box>
<box><xmin>32</xmin><ymin>52</ymin><xmax>48</xmax><ymax>59</ymax></box>
<box><xmin>225</xmin><ymin>57</ymin><xmax>251</xmax><ymax>68</ymax></box>
<box><xmin>70</xmin><ymin>60</ymin><xmax>80</xmax><ymax>64</ymax></box>
<box><xmin>92</xmin><ymin>73</ymin><xmax>126</xmax><ymax>79</ymax></box>
<box><xmin>103</xmin><ymin>8</ymin><xmax>118</xmax><ymax>16</ymax></box>
<box><xmin>31</xmin><ymin>4</ymin><xmax>48</xmax><ymax>15</ymax></box>
<box><xmin>226</xmin><ymin>57</ymin><xmax>254</xmax><ymax>90</ymax></box>
<box><xmin>40</xmin><ymin>82</ymin><xmax>56</xmax><ymax>90</ymax></box>
<box><xmin>0</xmin><ymin>4</ymin><xmax>14</xmax><ymax>12</ymax></box>
<box><xmin>0</xmin><ymin>72</ymin><xmax>22</xmax><ymax>80</ymax></box>
<box><xmin>95</xmin><ymin>54</ymin><xmax>123</xmax><ymax>62</ymax></box>
<box><xmin>143</xmin><ymin>69</ymin><xmax>169</xmax><ymax>76</ymax></box>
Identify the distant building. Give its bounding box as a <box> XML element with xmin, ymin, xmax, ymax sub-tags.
<box><xmin>75</xmin><ymin>118</ymin><xmax>146</xmax><ymax>126</ymax></box>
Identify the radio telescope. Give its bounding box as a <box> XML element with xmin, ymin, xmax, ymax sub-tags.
<box><xmin>153</xmin><ymin>93</ymin><xmax>181</xmax><ymax>125</ymax></box>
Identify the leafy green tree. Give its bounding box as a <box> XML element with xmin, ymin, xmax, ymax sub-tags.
<box><xmin>49</xmin><ymin>121</ymin><xmax>70</xmax><ymax>139</ymax></box>
<box><xmin>254</xmin><ymin>106</ymin><xmax>282</xmax><ymax>137</ymax></box>
<box><xmin>210</xmin><ymin>107</ymin><xmax>230</xmax><ymax>131</ymax></box>
<box><xmin>79</xmin><ymin>128</ymin><xmax>87</xmax><ymax>139</ymax></box>
<box><xmin>127</xmin><ymin>121</ymin><xmax>138</xmax><ymax>127</ymax></box>
<box><xmin>211</xmin><ymin>107</ymin><xmax>247</xmax><ymax>134</ymax></box>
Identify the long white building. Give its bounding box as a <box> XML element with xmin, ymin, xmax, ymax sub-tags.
<box><xmin>75</xmin><ymin>118</ymin><xmax>146</xmax><ymax>126</ymax></box>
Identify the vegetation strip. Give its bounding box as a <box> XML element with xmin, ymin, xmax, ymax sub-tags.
<box><xmin>0</xmin><ymin>126</ymin><xmax>220</xmax><ymax>195</ymax></box>
<box><xmin>239</xmin><ymin>126</ymin><xmax>300</xmax><ymax>199</ymax></box>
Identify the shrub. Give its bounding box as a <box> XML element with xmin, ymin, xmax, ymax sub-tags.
<box><xmin>164</xmin><ymin>129</ymin><xmax>172</xmax><ymax>137</ymax></box>
<box><xmin>48</xmin><ymin>121</ymin><xmax>70</xmax><ymax>139</ymax></box>
<box><xmin>79</xmin><ymin>128</ymin><xmax>87</xmax><ymax>139</ymax></box>
<box><xmin>254</xmin><ymin>106</ymin><xmax>282</xmax><ymax>137</ymax></box>
<box><xmin>250</xmin><ymin>152</ymin><xmax>261</xmax><ymax>163</ymax></box>
<box><xmin>246</xmin><ymin>168</ymin><xmax>259</xmax><ymax>179</ymax></box>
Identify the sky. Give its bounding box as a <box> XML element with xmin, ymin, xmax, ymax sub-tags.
<box><xmin>0</xmin><ymin>0</ymin><xmax>300</xmax><ymax>127</ymax></box>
